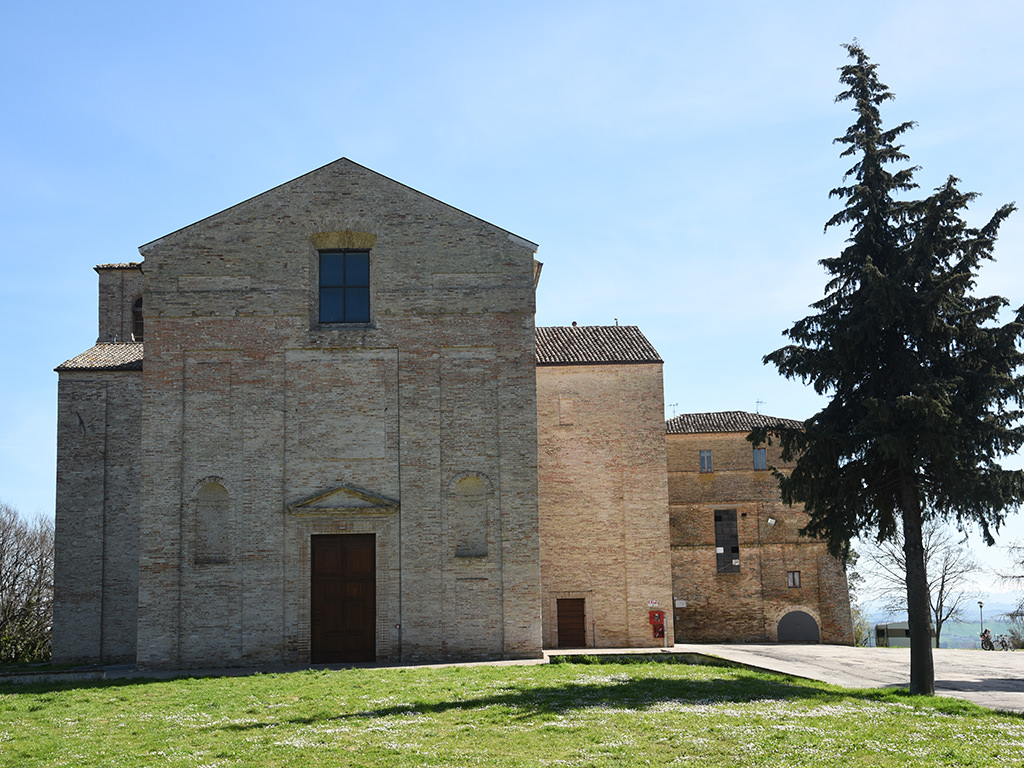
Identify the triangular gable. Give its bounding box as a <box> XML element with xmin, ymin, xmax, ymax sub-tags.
<box><xmin>139</xmin><ymin>157</ymin><xmax>538</xmax><ymax>255</ymax></box>
<box><xmin>288</xmin><ymin>484</ymin><xmax>400</xmax><ymax>517</ymax></box>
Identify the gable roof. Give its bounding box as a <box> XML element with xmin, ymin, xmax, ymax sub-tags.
<box><xmin>138</xmin><ymin>158</ymin><xmax>538</xmax><ymax>254</ymax></box>
<box><xmin>666</xmin><ymin>411</ymin><xmax>803</xmax><ymax>434</ymax></box>
<box><xmin>55</xmin><ymin>343</ymin><xmax>144</xmax><ymax>372</ymax></box>
<box><xmin>535</xmin><ymin>325</ymin><xmax>662</xmax><ymax>366</ymax></box>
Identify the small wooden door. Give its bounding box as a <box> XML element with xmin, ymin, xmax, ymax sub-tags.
<box><xmin>557</xmin><ymin>598</ymin><xmax>587</xmax><ymax>648</ymax></box>
<box><xmin>311</xmin><ymin>534</ymin><xmax>376</xmax><ymax>663</ymax></box>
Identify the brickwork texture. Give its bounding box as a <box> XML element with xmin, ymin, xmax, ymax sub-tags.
<box><xmin>53</xmin><ymin>159</ymin><xmax>853</xmax><ymax>670</ymax></box>
<box><xmin>668</xmin><ymin>429</ymin><xmax>854</xmax><ymax>644</ymax></box>
<box><xmin>56</xmin><ymin>159</ymin><xmax>543</xmax><ymax>668</ymax></box>
<box><xmin>537</xmin><ymin>362</ymin><xmax>674</xmax><ymax>648</ymax></box>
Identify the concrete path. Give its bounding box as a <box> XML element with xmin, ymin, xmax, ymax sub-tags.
<box><xmin>670</xmin><ymin>643</ymin><xmax>1024</xmax><ymax>713</ymax></box>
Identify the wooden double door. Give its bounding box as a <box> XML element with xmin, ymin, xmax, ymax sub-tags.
<box><xmin>311</xmin><ymin>534</ymin><xmax>376</xmax><ymax>663</ymax></box>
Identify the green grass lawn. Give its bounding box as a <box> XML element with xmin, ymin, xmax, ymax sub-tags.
<box><xmin>2</xmin><ymin>658</ymin><xmax>1022</xmax><ymax>767</ymax></box>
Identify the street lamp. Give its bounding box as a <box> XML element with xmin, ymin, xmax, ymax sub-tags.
<box><xmin>979</xmin><ymin>600</ymin><xmax>985</xmax><ymax>634</ymax></box>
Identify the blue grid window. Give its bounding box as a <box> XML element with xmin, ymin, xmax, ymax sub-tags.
<box><xmin>319</xmin><ymin>251</ymin><xmax>370</xmax><ymax>323</ymax></box>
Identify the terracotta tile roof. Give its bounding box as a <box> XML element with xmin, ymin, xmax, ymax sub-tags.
<box><xmin>56</xmin><ymin>343</ymin><xmax>144</xmax><ymax>372</ymax></box>
<box><xmin>94</xmin><ymin>262</ymin><xmax>143</xmax><ymax>271</ymax></box>
<box><xmin>666</xmin><ymin>411</ymin><xmax>803</xmax><ymax>434</ymax></box>
<box><xmin>535</xmin><ymin>325</ymin><xmax>662</xmax><ymax>366</ymax></box>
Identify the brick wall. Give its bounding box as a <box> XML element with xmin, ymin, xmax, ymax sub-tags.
<box><xmin>668</xmin><ymin>430</ymin><xmax>853</xmax><ymax>644</ymax></box>
<box><xmin>537</xmin><ymin>362</ymin><xmax>673</xmax><ymax>648</ymax></box>
<box><xmin>131</xmin><ymin>159</ymin><xmax>541</xmax><ymax>668</ymax></box>
<box><xmin>53</xmin><ymin>370</ymin><xmax>141</xmax><ymax>663</ymax></box>
<box><xmin>55</xmin><ymin>160</ymin><xmax>855</xmax><ymax>670</ymax></box>
<box><xmin>96</xmin><ymin>265</ymin><xmax>144</xmax><ymax>342</ymax></box>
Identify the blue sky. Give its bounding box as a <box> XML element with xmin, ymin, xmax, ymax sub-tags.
<box><xmin>3</xmin><ymin>1</ymin><xmax>1023</xmax><ymax>598</ymax></box>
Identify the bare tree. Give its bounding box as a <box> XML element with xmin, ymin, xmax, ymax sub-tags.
<box><xmin>0</xmin><ymin>502</ymin><xmax>54</xmax><ymax>662</ymax></box>
<box><xmin>998</xmin><ymin>544</ymin><xmax>1024</xmax><ymax>647</ymax></box>
<box><xmin>844</xmin><ymin>549</ymin><xmax>874</xmax><ymax>646</ymax></box>
<box><xmin>861</xmin><ymin>520</ymin><xmax>979</xmax><ymax>648</ymax></box>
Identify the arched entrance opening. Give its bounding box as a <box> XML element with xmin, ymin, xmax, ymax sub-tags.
<box><xmin>777</xmin><ymin>610</ymin><xmax>820</xmax><ymax>643</ymax></box>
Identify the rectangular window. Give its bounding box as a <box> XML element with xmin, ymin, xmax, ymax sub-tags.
<box><xmin>699</xmin><ymin>449</ymin><xmax>713</xmax><ymax>473</ymax></box>
<box><xmin>787</xmin><ymin>570</ymin><xmax>801</xmax><ymax>588</ymax></box>
<box><xmin>714</xmin><ymin>509</ymin><xmax>739</xmax><ymax>573</ymax></box>
<box><xmin>753</xmin><ymin>447</ymin><xmax>767</xmax><ymax>470</ymax></box>
<box><xmin>319</xmin><ymin>250</ymin><xmax>370</xmax><ymax>323</ymax></box>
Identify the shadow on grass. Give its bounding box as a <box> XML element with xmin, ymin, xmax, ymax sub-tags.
<box><xmin>932</xmin><ymin>677</ymin><xmax>1024</xmax><ymax>693</ymax></box>
<box><xmin>206</xmin><ymin>664</ymin><xmax>989</xmax><ymax>733</ymax></box>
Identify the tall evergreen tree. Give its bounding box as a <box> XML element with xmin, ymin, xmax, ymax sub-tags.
<box><xmin>754</xmin><ymin>43</ymin><xmax>1024</xmax><ymax>695</ymax></box>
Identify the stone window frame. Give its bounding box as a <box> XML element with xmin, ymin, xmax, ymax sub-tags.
<box><xmin>787</xmin><ymin>570</ymin><xmax>802</xmax><ymax>588</ymax></box>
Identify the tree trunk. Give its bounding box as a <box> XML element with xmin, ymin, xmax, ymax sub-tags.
<box><xmin>901</xmin><ymin>482</ymin><xmax>935</xmax><ymax>695</ymax></box>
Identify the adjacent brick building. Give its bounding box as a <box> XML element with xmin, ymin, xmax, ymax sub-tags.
<box><xmin>667</xmin><ymin>411</ymin><xmax>854</xmax><ymax>644</ymax></box>
<box><xmin>53</xmin><ymin>159</ymin><xmax>852</xmax><ymax>669</ymax></box>
<box><xmin>536</xmin><ymin>325</ymin><xmax>673</xmax><ymax>649</ymax></box>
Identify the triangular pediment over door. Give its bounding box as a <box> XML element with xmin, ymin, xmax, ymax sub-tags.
<box><xmin>287</xmin><ymin>485</ymin><xmax>399</xmax><ymax>517</ymax></box>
